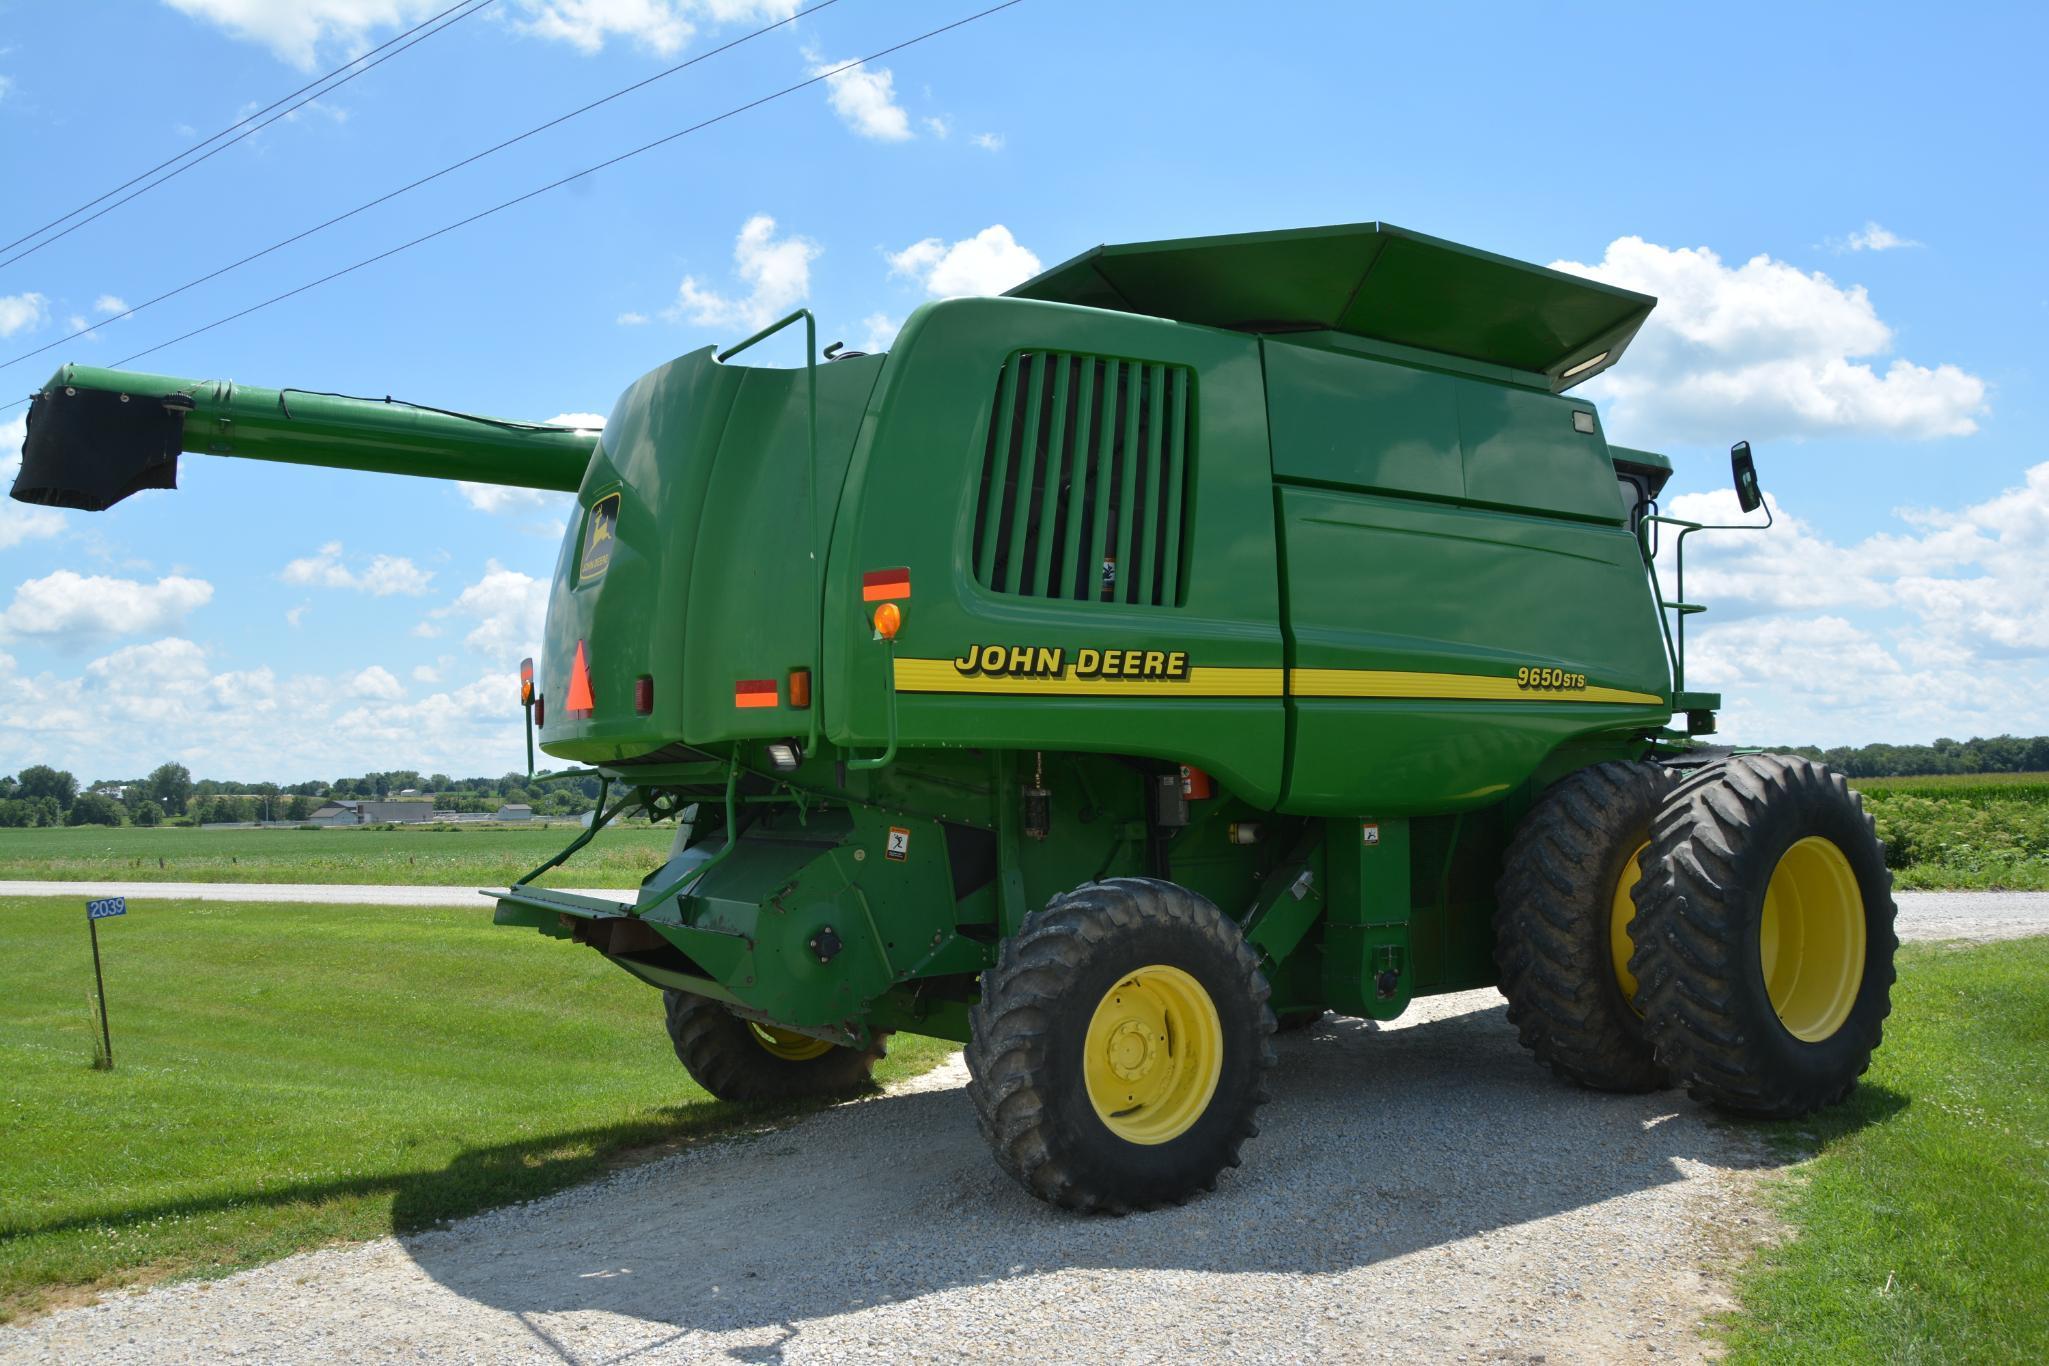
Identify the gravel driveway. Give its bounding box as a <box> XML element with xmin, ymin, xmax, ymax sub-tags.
<box><xmin>4</xmin><ymin>893</ymin><xmax>2041</xmax><ymax>1364</ymax></box>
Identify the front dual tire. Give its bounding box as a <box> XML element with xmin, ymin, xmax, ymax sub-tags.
<box><xmin>1497</xmin><ymin>754</ymin><xmax>1897</xmax><ymax>1120</ymax></box>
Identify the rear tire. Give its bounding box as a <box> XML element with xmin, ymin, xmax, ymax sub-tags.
<box><xmin>965</xmin><ymin>877</ymin><xmax>1275</xmax><ymax>1213</ymax></box>
<box><xmin>1629</xmin><ymin>755</ymin><xmax>1897</xmax><ymax>1118</ymax></box>
<box><xmin>662</xmin><ymin>990</ymin><xmax>886</xmax><ymax>1102</ymax></box>
<box><xmin>1494</xmin><ymin>761</ymin><xmax>1676</xmax><ymax>1092</ymax></box>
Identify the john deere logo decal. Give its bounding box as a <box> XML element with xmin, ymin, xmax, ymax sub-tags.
<box><xmin>951</xmin><ymin>644</ymin><xmax>1191</xmax><ymax>682</ymax></box>
<box><xmin>579</xmin><ymin>493</ymin><xmax>620</xmax><ymax>583</ymax></box>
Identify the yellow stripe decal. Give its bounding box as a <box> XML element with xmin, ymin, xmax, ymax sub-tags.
<box><xmin>892</xmin><ymin>658</ymin><xmax>1662</xmax><ymax>705</ymax></box>
<box><xmin>1289</xmin><ymin>668</ymin><xmax>1664</xmax><ymax>706</ymax></box>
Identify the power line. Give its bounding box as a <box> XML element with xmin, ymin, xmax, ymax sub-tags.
<box><xmin>0</xmin><ymin>0</ymin><xmax>496</xmax><ymax>274</ymax></box>
<box><xmin>1</xmin><ymin>0</ymin><xmax>841</xmax><ymax>376</ymax></box>
<box><xmin>1</xmin><ymin>0</ymin><xmax>1024</xmax><ymax>413</ymax></box>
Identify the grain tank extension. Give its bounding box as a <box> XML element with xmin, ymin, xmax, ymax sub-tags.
<box><xmin>14</xmin><ymin>223</ymin><xmax>1897</xmax><ymax>1211</ymax></box>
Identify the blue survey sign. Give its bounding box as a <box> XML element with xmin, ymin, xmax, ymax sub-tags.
<box><xmin>87</xmin><ymin>896</ymin><xmax>127</xmax><ymax>920</ymax></box>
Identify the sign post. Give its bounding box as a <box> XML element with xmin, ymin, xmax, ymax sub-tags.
<box><xmin>85</xmin><ymin>896</ymin><xmax>125</xmax><ymax>1069</ymax></box>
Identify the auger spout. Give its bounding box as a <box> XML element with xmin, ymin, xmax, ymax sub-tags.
<box><xmin>10</xmin><ymin>363</ymin><xmax>596</xmax><ymax>511</ymax></box>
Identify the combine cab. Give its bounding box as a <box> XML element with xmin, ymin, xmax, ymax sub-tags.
<box><xmin>15</xmin><ymin>223</ymin><xmax>1896</xmax><ymax>1211</ymax></box>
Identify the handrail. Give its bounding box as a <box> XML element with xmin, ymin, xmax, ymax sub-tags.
<box><xmin>718</xmin><ymin>309</ymin><xmax>822</xmax><ymax>757</ymax></box>
<box><xmin>1639</xmin><ymin>502</ymin><xmax>1774</xmax><ymax>696</ymax></box>
<box><xmin>509</xmin><ymin>777</ymin><xmax>628</xmax><ymax>888</ymax></box>
<box><xmin>633</xmin><ymin>762</ymin><xmax>743</xmax><ymax>911</ymax></box>
<box><xmin>846</xmin><ymin>641</ymin><xmax>899</xmax><ymax>772</ymax></box>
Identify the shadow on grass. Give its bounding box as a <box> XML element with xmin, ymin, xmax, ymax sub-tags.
<box><xmin>4</xmin><ymin>1093</ymin><xmax>856</xmax><ymax>1247</ymax></box>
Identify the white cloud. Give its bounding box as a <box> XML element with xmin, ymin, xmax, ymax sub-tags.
<box><xmin>0</xmin><ymin>637</ymin><xmax>528</xmax><ymax>778</ymax></box>
<box><xmin>808</xmin><ymin>51</ymin><xmax>911</xmax><ymax>141</ymax></box>
<box><xmin>888</xmin><ymin>225</ymin><xmax>1041</xmax><ymax>300</ymax></box>
<box><xmin>162</xmin><ymin>0</ymin><xmax>448</xmax><ymax>70</ymax></box>
<box><xmin>970</xmin><ymin>132</ymin><xmax>1004</xmax><ymax>152</ymax></box>
<box><xmin>545</xmin><ymin>411</ymin><xmax>605</xmax><ymax>430</ymax></box>
<box><xmin>286</xmin><ymin>603</ymin><xmax>309</xmax><ymax>627</ymax></box>
<box><xmin>616</xmin><ymin>310</ymin><xmax>651</xmax><ymax>326</ymax></box>
<box><xmin>167</xmin><ymin>0</ymin><xmax>800</xmax><ymax>68</ymax></box>
<box><xmin>280</xmin><ymin>541</ymin><xmax>433</xmax><ymax>595</ymax></box>
<box><xmin>2</xmin><ymin>416</ymin><xmax>67</xmax><ymax>551</ymax></box>
<box><xmin>436</xmin><ymin>561</ymin><xmax>548</xmax><ymax>660</ymax></box>
<box><xmin>1670</xmin><ymin>462</ymin><xmax>2049</xmax><ymax>744</ymax></box>
<box><xmin>1840</xmin><ymin>221</ymin><xmax>1920</xmax><ymax>252</ymax></box>
<box><xmin>0</xmin><ymin>292</ymin><xmax>48</xmax><ymax>338</ymax></box>
<box><xmin>0</xmin><ymin>570</ymin><xmax>213</xmax><ymax>643</ymax></box>
<box><xmin>923</xmin><ymin>114</ymin><xmax>951</xmax><ymax>138</ymax></box>
<box><xmin>412</xmin><ymin>662</ymin><xmax>443</xmax><ymax>684</ymax></box>
<box><xmin>669</xmin><ymin>214</ymin><xmax>820</xmax><ymax>329</ymax></box>
<box><xmin>1550</xmin><ymin>237</ymin><xmax>1986</xmax><ymax>444</ymax></box>
<box><xmin>856</xmin><ymin>312</ymin><xmax>899</xmax><ymax>353</ymax></box>
<box><xmin>349</xmin><ymin>664</ymin><xmax>405</xmax><ymax>700</ymax></box>
<box><xmin>94</xmin><ymin>294</ymin><xmax>130</xmax><ymax>314</ymax></box>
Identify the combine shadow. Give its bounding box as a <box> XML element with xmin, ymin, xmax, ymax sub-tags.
<box><xmin>392</xmin><ymin>999</ymin><xmax>1905</xmax><ymax>1359</ymax></box>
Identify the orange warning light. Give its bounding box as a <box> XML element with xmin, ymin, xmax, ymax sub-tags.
<box><xmin>519</xmin><ymin>657</ymin><xmax>534</xmax><ymax>705</ymax></box>
<box><xmin>872</xmin><ymin>601</ymin><xmax>902</xmax><ymax>640</ymax></box>
<box><xmin>788</xmin><ymin>668</ymin><xmax>812</xmax><ymax>708</ymax></box>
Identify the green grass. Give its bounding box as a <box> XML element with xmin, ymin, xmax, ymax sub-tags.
<box><xmin>0</xmin><ymin>822</ymin><xmax>675</xmax><ymax>887</ymax></box>
<box><xmin>0</xmin><ymin>895</ymin><xmax>956</xmax><ymax>1324</ymax></box>
<box><xmin>1852</xmin><ymin>770</ymin><xmax>2049</xmax><ymax>799</ymax></box>
<box><xmin>1722</xmin><ymin>937</ymin><xmax>2049</xmax><ymax>1362</ymax></box>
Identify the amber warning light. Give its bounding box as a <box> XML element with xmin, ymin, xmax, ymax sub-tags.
<box><xmin>519</xmin><ymin>657</ymin><xmax>534</xmax><ymax>706</ymax></box>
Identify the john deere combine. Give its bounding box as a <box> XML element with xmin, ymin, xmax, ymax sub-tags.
<box><xmin>14</xmin><ymin>223</ymin><xmax>1896</xmax><ymax>1211</ymax></box>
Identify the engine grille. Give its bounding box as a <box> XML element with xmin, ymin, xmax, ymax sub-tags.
<box><xmin>970</xmin><ymin>351</ymin><xmax>1193</xmax><ymax>607</ymax></box>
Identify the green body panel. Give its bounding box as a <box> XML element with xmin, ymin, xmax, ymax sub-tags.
<box><xmin>15</xmin><ymin>222</ymin><xmax>1729</xmax><ymax>1053</ymax></box>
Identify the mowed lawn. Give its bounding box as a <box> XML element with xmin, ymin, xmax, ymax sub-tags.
<box><xmin>0</xmin><ymin>822</ymin><xmax>676</xmax><ymax>887</ymax></box>
<box><xmin>0</xmin><ymin>895</ymin><xmax>956</xmax><ymax>1324</ymax></box>
<box><xmin>1724</xmin><ymin>937</ymin><xmax>2049</xmax><ymax>1362</ymax></box>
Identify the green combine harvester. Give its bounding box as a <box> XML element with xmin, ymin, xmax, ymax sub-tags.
<box><xmin>14</xmin><ymin>223</ymin><xmax>1896</xmax><ymax>1212</ymax></box>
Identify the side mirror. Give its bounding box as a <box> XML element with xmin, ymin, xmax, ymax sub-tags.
<box><xmin>1731</xmin><ymin>440</ymin><xmax>1763</xmax><ymax>514</ymax></box>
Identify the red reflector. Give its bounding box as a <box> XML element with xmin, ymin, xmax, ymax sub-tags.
<box><xmin>565</xmin><ymin>640</ymin><xmax>596</xmax><ymax>715</ymax></box>
<box><xmin>534</xmin><ymin>694</ymin><xmax>545</xmax><ymax>726</ymax></box>
<box><xmin>634</xmin><ymin>675</ymin><xmax>654</xmax><ymax>715</ymax></box>
<box><xmin>735</xmin><ymin>678</ymin><xmax>778</xmax><ymax>709</ymax></box>
<box><xmin>861</xmin><ymin>567</ymin><xmax>911</xmax><ymax>602</ymax></box>
<box><xmin>788</xmin><ymin>668</ymin><xmax>811</xmax><ymax>709</ymax></box>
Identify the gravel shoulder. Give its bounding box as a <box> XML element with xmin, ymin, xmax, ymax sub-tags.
<box><xmin>7</xmin><ymin>990</ymin><xmax>1772</xmax><ymax>1364</ymax></box>
<box><xmin>4</xmin><ymin>892</ymin><xmax>2040</xmax><ymax>1364</ymax></box>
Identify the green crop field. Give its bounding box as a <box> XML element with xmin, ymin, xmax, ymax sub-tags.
<box><xmin>0</xmin><ymin>822</ymin><xmax>676</xmax><ymax>887</ymax></box>
<box><xmin>1851</xmin><ymin>772</ymin><xmax>2049</xmax><ymax>891</ymax></box>
<box><xmin>0</xmin><ymin>895</ymin><xmax>956</xmax><ymax>1324</ymax></box>
<box><xmin>1722</xmin><ymin>936</ymin><xmax>2049</xmax><ymax>1362</ymax></box>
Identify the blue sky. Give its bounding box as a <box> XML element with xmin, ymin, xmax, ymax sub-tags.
<box><xmin>1</xmin><ymin>0</ymin><xmax>2044</xmax><ymax>781</ymax></box>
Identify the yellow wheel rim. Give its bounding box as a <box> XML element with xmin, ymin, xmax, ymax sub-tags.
<box><xmin>747</xmin><ymin>1021</ymin><xmax>835</xmax><ymax>1062</ymax></box>
<box><xmin>1759</xmin><ymin>836</ymin><xmax>1866</xmax><ymax>1042</ymax></box>
<box><xmin>1610</xmin><ymin>839</ymin><xmax>1649</xmax><ymax>1012</ymax></box>
<box><xmin>1083</xmin><ymin>965</ymin><xmax>1224</xmax><ymax>1145</ymax></box>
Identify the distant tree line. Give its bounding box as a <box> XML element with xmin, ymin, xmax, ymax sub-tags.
<box><xmin>1774</xmin><ymin>734</ymin><xmax>2049</xmax><ymax>779</ymax></box>
<box><xmin>0</xmin><ymin>761</ymin><xmax>602</xmax><ymax>827</ymax></box>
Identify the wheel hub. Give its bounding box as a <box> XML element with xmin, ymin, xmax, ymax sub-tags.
<box><xmin>1082</xmin><ymin>965</ymin><xmax>1224</xmax><ymax>1145</ymax></box>
<box><xmin>1759</xmin><ymin>835</ymin><xmax>1866</xmax><ymax>1042</ymax></box>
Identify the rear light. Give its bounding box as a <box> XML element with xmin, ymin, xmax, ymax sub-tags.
<box><xmin>766</xmin><ymin>741</ymin><xmax>803</xmax><ymax>772</ymax></box>
<box><xmin>534</xmin><ymin>694</ymin><xmax>545</xmax><ymax>726</ymax></box>
<box><xmin>788</xmin><ymin>668</ymin><xmax>811</xmax><ymax>708</ymax></box>
<box><xmin>519</xmin><ymin>657</ymin><xmax>534</xmax><ymax>705</ymax></box>
<box><xmin>634</xmin><ymin>675</ymin><xmax>654</xmax><ymax>715</ymax></box>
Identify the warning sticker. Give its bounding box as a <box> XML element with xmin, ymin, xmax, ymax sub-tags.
<box><xmin>1361</xmin><ymin>822</ymin><xmax>1380</xmax><ymax>846</ymax></box>
<box><xmin>885</xmin><ymin>826</ymin><xmax>910</xmax><ymax>861</ymax></box>
<box><xmin>579</xmin><ymin>493</ymin><xmax>621</xmax><ymax>583</ymax></box>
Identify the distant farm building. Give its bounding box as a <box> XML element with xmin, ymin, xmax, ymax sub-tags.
<box><xmin>494</xmin><ymin>803</ymin><xmax>535</xmax><ymax>821</ymax></box>
<box><xmin>306</xmin><ymin>800</ymin><xmax>436</xmax><ymax>826</ymax></box>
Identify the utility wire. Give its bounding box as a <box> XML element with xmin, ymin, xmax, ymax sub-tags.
<box><xmin>1</xmin><ymin>0</ymin><xmax>840</xmax><ymax>375</ymax></box>
<box><xmin>0</xmin><ymin>0</ymin><xmax>487</xmax><ymax>259</ymax></box>
<box><xmin>0</xmin><ymin>0</ymin><xmax>496</xmax><ymax>274</ymax></box>
<box><xmin>0</xmin><ymin>0</ymin><xmax>1023</xmax><ymax>413</ymax></box>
